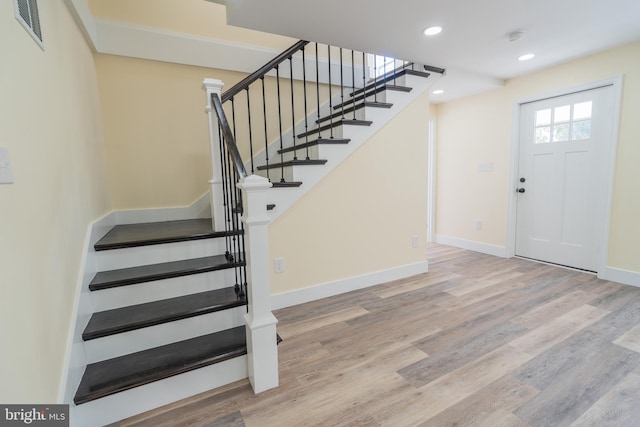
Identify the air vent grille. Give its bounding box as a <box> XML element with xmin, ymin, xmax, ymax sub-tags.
<box><xmin>15</xmin><ymin>0</ymin><xmax>43</xmax><ymax>49</ymax></box>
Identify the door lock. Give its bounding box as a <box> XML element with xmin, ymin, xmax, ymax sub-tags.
<box><xmin>517</xmin><ymin>188</ymin><xmax>526</xmax><ymax>193</ymax></box>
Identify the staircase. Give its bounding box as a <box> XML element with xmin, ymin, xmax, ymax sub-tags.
<box><xmin>71</xmin><ymin>219</ymin><xmax>251</xmax><ymax>425</ymax></box>
<box><xmin>70</xmin><ymin>40</ymin><xmax>442</xmax><ymax>426</ymax></box>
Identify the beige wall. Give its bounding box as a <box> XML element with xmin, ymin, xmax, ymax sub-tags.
<box><xmin>89</xmin><ymin>0</ymin><xmax>295</xmax><ymax>50</ymax></box>
<box><xmin>95</xmin><ymin>54</ymin><xmax>331</xmax><ymax>210</ymax></box>
<box><xmin>436</xmin><ymin>40</ymin><xmax>640</xmax><ymax>272</ymax></box>
<box><xmin>270</xmin><ymin>91</ymin><xmax>431</xmax><ymax>294</ymax></box>
<box><xmin>0</xmin><ymin>1</ymin><xmax>110</xmax><ymax>402</ymax></box>
<box><xmin>95</xmin><ymin>54</ymin><xmax>232</xmax><ymax>209</ymax></box>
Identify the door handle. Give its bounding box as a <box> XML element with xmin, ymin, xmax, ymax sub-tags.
<box><xmin>517</xmin><ymin>188</ymin><xmax>526</xmax><ymax>193</ymax></box>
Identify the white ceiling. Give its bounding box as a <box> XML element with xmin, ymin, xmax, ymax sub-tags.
<box><xmin>213</xmin><ymin>0</ymin><xmax>640</xmax><ymax>102</ymax></box>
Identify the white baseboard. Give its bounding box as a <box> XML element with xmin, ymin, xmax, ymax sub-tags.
<box><xmin>598</xmin><ymin>266</ymin><xmax>640</xmax><ymax>287</ymax></box>
<box><xmin>114</xmin><ymin>192</ymin><xmax>210</xmax><ymax>224</ymax></box>
<box><xmin>271</xmin><ymin>261</ymin><xmax>429</xmax><ymax>310</ymax></box>
<box><xmin>435</xmin><ymin>234</ymin><xmax>508</xmax><ymax>258</ymax></box>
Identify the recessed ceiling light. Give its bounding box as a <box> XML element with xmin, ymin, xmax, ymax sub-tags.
<box><xmin>432</xmin><ymin>89</ymin><xmax>444</xmax><ymax>95</ymax></box>
<box><xmin>423</xmin><ymin>26</ymin><xmax>442</xmax><ymax>36</ymax></box>
<box><xmin>518</xmin><ymin>53</ymin><xmax>535</xmax><ymax>61</ymax></box>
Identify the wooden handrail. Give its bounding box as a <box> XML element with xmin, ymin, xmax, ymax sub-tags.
<box><xmin>210</xmin><ymin>93</ymin><xmax>248</xmax><ymax>179</ymax></box>
<box><xmin>221</xmin><ymin>40</ymin><xmax>310</xmax><ymax>103</ymax></box>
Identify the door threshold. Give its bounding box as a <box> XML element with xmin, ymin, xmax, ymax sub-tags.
<box><xmin>514</xmin><ymin>256</ymin><xmax>597</xmax><ymax>274</ymax></box>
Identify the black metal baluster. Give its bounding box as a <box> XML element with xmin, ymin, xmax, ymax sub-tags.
<box><xmin>230</xmin><ymin>97</ymin><xmax>237</xmax><ymax>161</ymax></box>
<box><xmin>351</xmin><ymin>50</ymin><xmax>356</xmax><ymax>120</ymax></box>
<box><xmin>328</xmin><ymin>45</ymin><xmax>334</xmax><ymax>138</ymax></box>
<box><xmin>260</xmin><ymin>77</ymin><xmax>270</xmax><ymax>182</ymax></box>
<box><xmin>315</xmin><ymin>43</ymin><xmax>322</xmax><ymax>139</ymax></box>
<box><xmin>373</xmin><ymin>55</ymin><xmax>378</xmax><ymax>103</ymax></box>
<box><xmin>339</xmin><ymin>47</ymin><xmax>345</xmax><ymax>119</ymax></box>
<box><xmin>224</xmin><ymin>148</ymin><xmax>234</xmax><ymax>262</ymax></box>
<box><xmin>393</xmin><ymin>57</ymin><xmax>398</xmax><ymax>86</ymax></box>
<box><xmin>246</xmin><ymin>88</ymin><xmax>255</xmax><ymax>174</ymax></box>
<box><xmin>218</xmin><ymin>127</ymin><xmax>231</xmax><ymax>259</ymax></box>
<box><xmin>362</xmin><ymin>52</ymin><xmax>367</xmax><ymax>110</ymax></box>
<box><xmin>229</xmin><ymin>97</ymin><xmax>240</xmax><ymax>222</ymax></box>
<box><xmin>276</xmin><ymin>65</ymin><xmax>285</xmax><ymax>182</ymax></box>
<box><xmin>302</xmin><ymin>45</ymin><xmax>310</xmax><ymax>159</ymax></box>
<box><xmin>289</xmin><ymin>57</ymin><xmax>297</xmax><ymax>160</ymax></box>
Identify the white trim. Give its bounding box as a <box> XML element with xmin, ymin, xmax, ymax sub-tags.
<box><xmin>435</xmin><ymin>234</ymin><xmax>508</xmax><ymax>258</ymax></box>
<box><xmin>271</xmin><ymin>261</ymin><xmax>429</xmax><ymax>310</ymax></box>
<box><xmin>64</xmin><ymin>0</ymin><xmax>98</xmax><ymax>50</ymax></box>
<box><xmin>95</xmin><ymin>18</ymin><xmax>287</xmax><ymax>75</ymax></box>
<box><xmin>427</xmin><ymin>117</ymin><xmax>437</xmax><ymax>243</ymax></box>
<box><xmin>597</xmin><ymin>75</ymin><xmax>624</xmax><ymax>275</ymax></box>
<box><xmin>599</xmin><ymin>267</ymin><xmax>640</xmax><ymax>287</ymax></box>
<box><xmin>113</xmin><ymin>192</ymin><xmax>210</xmax><ymax>224</ymax></box>
<box><xmin>506</xmin><ymin>75</ymin><xmax>624</xmax><ymax>275</ymax></box>
<box><xmin>60</xmin><ymin>211</ymin><xmax>116</xmax><ymax>405</ymax></box>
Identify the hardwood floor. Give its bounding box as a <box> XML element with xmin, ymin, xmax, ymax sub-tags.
<box><xmin>110</xmin><ymin>244</ymin><xmax>640</xmax><ymax>426</ymax></box>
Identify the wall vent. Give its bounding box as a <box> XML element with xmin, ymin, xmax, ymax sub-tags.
<box><xmin>14</xmin><ymin>0</ymin><xmax>43</xmax><ymax>49</ymax></box>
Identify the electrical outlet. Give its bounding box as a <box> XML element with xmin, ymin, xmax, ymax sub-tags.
<box><xmin>475</xmin><ymin>220</ymin><xmax>483</xmax><ymax>231</ymax></box>
<box><xmin>411</xmin><ymin>235</ymin><xmax>419</xmax><ymax>248</ymax></box>
<box><xmin>274</xmin><ymin>258</ymin><xmax>284</xmax><ymax>273</ymax></box>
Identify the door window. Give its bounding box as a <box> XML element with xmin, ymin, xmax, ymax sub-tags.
<box><xmin>534</xmin><ymin>101</ymin><xmax>592</xmax><ymax>144</ymax></box>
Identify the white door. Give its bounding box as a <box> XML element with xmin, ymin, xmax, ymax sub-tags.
<box><xmin>516</xmin><ymin>85</ymin><xmax>615</xmax><ymax>271</ymax></box>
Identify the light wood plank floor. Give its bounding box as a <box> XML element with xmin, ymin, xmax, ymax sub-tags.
<box><xmin>111</xmin><ymin>244</ymin><xmax>640</xmax><ymax>427</ymax></box>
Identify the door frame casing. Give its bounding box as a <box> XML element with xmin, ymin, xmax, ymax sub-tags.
<box><xmin>505</xmin><ymin>75</ymin><xmax>623</xmax><ymax>277</ymax></box>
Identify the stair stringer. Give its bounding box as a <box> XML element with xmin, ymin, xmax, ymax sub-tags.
<box><xmin>265</xmin><ymin>73</ymin><xmax>440</xmax><ymax>221</ymax></box>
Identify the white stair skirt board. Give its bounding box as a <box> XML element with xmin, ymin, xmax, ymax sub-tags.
<box><xmin>71</xmin><ymin>355</ymin><xmax>248</xmax><ymax>427</ymax></box>
<box><xmin>435</xmin><ymin>234</ymin><xmax>509</xmax><ymax>258</ymax></box>
<box><xmin>90</xmin><ymin>269</ymin><xmax>236</xmax><ymax>311</ymax></box>
<box><xmin>83</xmin><ymin>306</ymin><xmax>246</xmax><ymax>363</ymax></box>
<box><xmin>114</xmin><ymin>192</ymin><xmax>211</xmax><ymax>224</ymax></box>
<box><xmin>271</xmin><ymin>261</ymin><xmax>429</xmax><ymax>310</ymax></box>
<box><xmin>95</xmin><ymin>238</ymin><xmax>227</xmax><ymax>271</ymax></box>
<box><xmin>599</xmin><ymin>267</ymin><xmax>640</xmax><ymax>287</ymax></box>
<box><xmin>266</xmin><ymin>73</ymin><xmax>440</xmax><ymax>223</ymax></box>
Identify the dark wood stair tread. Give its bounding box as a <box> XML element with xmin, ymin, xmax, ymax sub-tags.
<box><xmin>331</xmin><ymin>101</ymin><xmax>393</xmax><ymax>113</ymax></box>
<box><xmin>297</xmin><ymin>119</ymin><xmax>372</xmax><ymax>139</ymax></box>
<box><xmin>277</xmin><ymin>137</ymin><xmax>350</xmax><ymax>154</ymax></box>
<box><xmin>317</xmin><ymin>102</ymin><xmax>392</xmax><ymax>124</ymax></box>
<box><xmin>347</xmin><ymin>85</ymin><xmax>412</xmax><ymax>106</ymax></box>
<box><xmin>74</xmin><ymin>326</ymin><xmax>247</xmax><ymax>405</ymax></box>
<box><xmin>351</xmin><ymin>67</ymin><xmax>428</xmax><ymax>97</ymax></box>
<box><xmin>82</xmin><ymin>287</ymin><xmax>246</xmax><ymax>340</ymax></box>
<box><xmin>257</xmin><ymin>159</ymin><xmax>327</xmax><ymax>171</ymax></box>
<box><xmin>89</xmin><ymin>254</ymin><xmax>242</xmax><ymax>291</ymax></box>
<box><xmin>94</xmin><ymin>219</ymin><xmax>238</xmax><ymax>251</ymax></box>
<box><xmin>271</xmin><ymin>181</ymin><xmax>302</xmax><ymax>188</ymax></box>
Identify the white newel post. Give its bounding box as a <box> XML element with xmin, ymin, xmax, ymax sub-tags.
<box><xmin>237</xmin><ymin>175</ymin><xmax>279</xmax><ymax>393</ymax></box>
<box><xmin>202</xmin><ymin>78</ymin><xmax>226</xmax><ymax>232</ymax></box>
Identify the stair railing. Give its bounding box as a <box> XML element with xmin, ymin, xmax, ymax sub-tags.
<box><xmin>203</xmin><ymin>40</ymin><xmax>442</xmax><ymax>394</ymax></box>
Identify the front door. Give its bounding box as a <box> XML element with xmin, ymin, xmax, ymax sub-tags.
<box><xmin>515</xmin><ymin>85</ymin><xmax>615</xmax><ymax>271</ymax></box>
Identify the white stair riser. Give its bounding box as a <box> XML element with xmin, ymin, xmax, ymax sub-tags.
<box><xmin>71</xmin><ymin>355</ymin><xmax>248</xmax><ymax>427</ymax></box>
<box><xmin>90</xmin><ymin>269</ymin><xmax>236</xmax><ymax>311</ymax></box>
<box><xmin>84</xmin><ymin>306</ymin><xmax>246</xmax><ymax>363</ymax></box>
<box><xmin>96</xmin><ymin>238</ymin><xmax>228</xmax><ymax>271</ymax></box>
